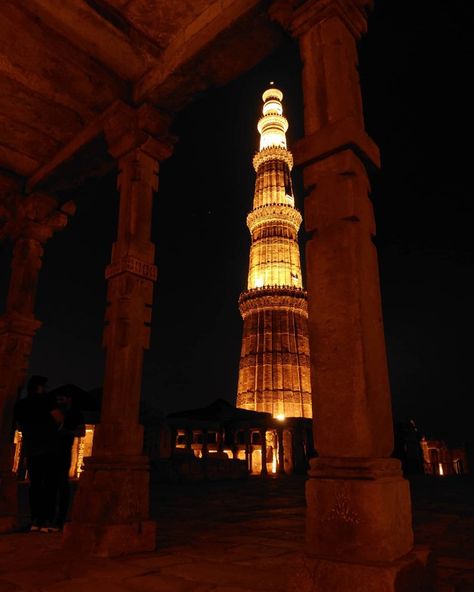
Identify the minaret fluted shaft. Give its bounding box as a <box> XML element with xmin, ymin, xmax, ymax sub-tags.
<box><xmin>236</xmin><ymin>86</ymin><xmax>312</xmax><ymax>419</ymax></box>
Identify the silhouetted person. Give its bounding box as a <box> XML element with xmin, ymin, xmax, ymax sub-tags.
<box><xmin>15</xmin><ymin>376</ymin><xmax>64</xmax><ymax>532</ymax></box>
<box><xmin>393</xmin><ymin>419</ymin><xmax>424</xmax><ymax>475</ymax></box>
<box><xmin>54</xmin><ymin>391</ymin><xmax>85</xmax><ymax>530</ymax></box>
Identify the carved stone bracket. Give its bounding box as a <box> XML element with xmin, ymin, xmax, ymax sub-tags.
<box><xmin>103</xmin><ymin>101</ymin><xmax>175</xmax><ymax>162</ymax></box>
<box><xmin>0</xmin><ymin>192</ymin><xmax>75</xmax><ymax>244</ymax></box>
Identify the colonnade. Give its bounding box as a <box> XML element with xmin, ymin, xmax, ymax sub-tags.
<box><xmin>173</xmin><ymin>426</ymin><xmax>290</xmax><ymax>475</ymax></box>
<box><xmin>0</xmin><ymin>1</ymin><xmax>428</xmax><ymax>588</ymax></box>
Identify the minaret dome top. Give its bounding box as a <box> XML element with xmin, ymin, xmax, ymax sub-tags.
<box><xmin>262</xmin><ymin>87</ymin><xmax>283</xmax><ymax>103</ymax></box>
<box><xmin>257</xmin><ymin>85</ymin><xmax>288</xmax><ymax>151</ymax></box>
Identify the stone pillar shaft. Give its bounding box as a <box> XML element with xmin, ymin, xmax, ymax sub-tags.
<box><xmin>94</xmin><ymin>148</ymin><xmax>158</xmax><ymax>457</ymax></box>
<box><xmin>64</xmin><ymin>102</ymin><xmax>173</xmax><ymax>557</ymax></box>
<box><xmin>277</xmin><ymin>428</ymin><xmax>285</xmax><ymax>474</ymax></box>
<box><xmin>0</xmin><ymin>192</ymin><xmax>71</xmax><ymax>531</ymax></box>
<box><xmin>286</xmin><ymin>1</ymin><xmax>431</xmax><ymax>588</ymax></box>
<box><xmin>260</xmin><ymin>428</ymin><xmax>267</xmax><ymax>475</ymax></box>
<box><xmin>185</xmin><ymin>428</ymin><xmax>192</xmax><ymax>452</ymax></box>
<box><xmin>0</xmin><ymin>241</ymin><xmax>42</xmax><ymax>530</ymax></box>
<box><xmin>304</xmin><ymin>151</ymin><xmax>393</xmax><ymax>457</ymax></box>
<box><xmin>0</xmin><ymin>239</ymin><xmax>43</xmax><ymax>448</ymax></box>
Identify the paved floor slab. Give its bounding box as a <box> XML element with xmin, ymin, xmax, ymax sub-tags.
<box><xmin>0</xmin><ymin>475</ymin><xmax>473</xmax><ymax>591</ymax></box>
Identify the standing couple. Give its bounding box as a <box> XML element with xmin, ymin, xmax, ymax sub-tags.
<box><xmin>15</xmin><ymin>376</ymin><xmax>85</xmax><ymax>532</ymax></box>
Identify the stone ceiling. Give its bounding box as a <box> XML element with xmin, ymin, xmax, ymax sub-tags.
<box><xmin>0</xmin><ymin>0</ymin><xmax>285</xmax><ymax>187</ymax></box>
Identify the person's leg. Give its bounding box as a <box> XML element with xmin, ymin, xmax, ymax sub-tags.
<box><xmin>26</xmin><ymin>455</ymin><xmax>43</xmax><ymax>528</ymax></box>
<box><xmin>41</xmin><ymin>454</ymin><xmax>61</xmax><ymax>529</ymax></box>
<box><xmin>56</xmin><ymin>462</ymin><xmax>70</xmax><ymax>529</ymax></box>
<box><xmin>54</xmin><ymin>450</ymin><xmax>71</xmax><ymax>529</ymax></box>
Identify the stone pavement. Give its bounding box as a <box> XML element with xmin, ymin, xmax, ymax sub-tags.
<box><xmin>0</xmin><ymin>476</ymin><xmax>473</xmax><ymax>591</ymax></box>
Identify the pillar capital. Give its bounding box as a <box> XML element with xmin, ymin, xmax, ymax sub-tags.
<box><xmin>293</xmin><ymin>117</ymin><xmax>380</xmax><ymax>171</ymax></box>
<box><xmin>0</xmin><ymin>192</ymin><xmax>75</xmax><ymax>244</ymax></box>
<box><xmin>270</xmin><ymin>0</ymin><xmax>373</xmax><ymax>40</ymax></box>
<box><xmin>0</xmin><ymin>173</ymin><xmax>22</xmax><ymax>241</ymax></box>
<box><xmin>103</xmin><ymin>101</ymin><xmax>176</xmax><ymax>162</ymax></box>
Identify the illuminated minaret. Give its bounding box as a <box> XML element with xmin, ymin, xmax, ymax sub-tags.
<box><xmin>236</xmin><ymin>85</ymin><xmax>312</xmax><ymax>418</ymax></box>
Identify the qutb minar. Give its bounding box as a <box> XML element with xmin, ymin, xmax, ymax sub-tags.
<box><xmin>236</xmin><ymin>85</ymin><xmax>312</xmax><ymax>419</ymax></box>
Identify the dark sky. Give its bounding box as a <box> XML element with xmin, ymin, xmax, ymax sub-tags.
<box><xmin>1</xmin><ymin>0</ymin><xmax>473</xmax><ymax>441</ymax></box>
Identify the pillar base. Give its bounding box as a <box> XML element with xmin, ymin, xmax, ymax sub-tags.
<box><xmin>0</xmin><ymin>515</ymin><xmax>17</xmax><ymax>533</ymax></box>
<box><xmin>63</xmin><ymin>520</ymin><xmax>156</xmax><ymax>557</ymax></box>
<box><xmin>63</xmin><ymin>454</ymin><xmax>155</xmax><ymax>556</ymax></box>
<box><xmin>0</xmin><ymin>469</ymin><xmax>19</xmax><ymax>533</ymax></box>
<box><xmin>292</xmin><ymin>546</ymin><xmax>433</xmax><ymax>592</ymax></box>
<box><xmin>306</xmin><ymin>457</ymin><xmax>414</xmax><ymax>562</ymax></box>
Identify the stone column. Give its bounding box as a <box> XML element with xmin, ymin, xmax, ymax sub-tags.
<box><xmin>63</xmin><ymin>103</ymin><xmax>173</xmax><ymax>556</ymax></box>
<box><xmin>201</xmin><ymin>429</ymin><xmax>209</xmax><ymax>457</ymax></box>
<box><xmin>245</xmin><ymin>430</ymin><xmax>252</xmax><ymax>472</ymax></box>
<box><xmin>169</xmin><ymin>427</ymin><xmax>177</xmax><ymax>458</ymax></box>
<box><xmin>215</xmin><ymin>429</ymin><xmax>227</xmax><ymax>459</ymax></box>
<box><xmin>277</xmin><ymin>428</ymin><xmax>285</xmax><ymax>475</ymax></box>
<box><xmin>184</xmin><ymin>428</ymin><xmax>193</xmax><ymax>454</ymax></box>
<box><xmin>282</xmin><ymin>1</ymin><xmax>430</xmax><ymax>589</ymax></box>
<box><xmin>260</xmin><ymin>428</ymin><xmax>267</xmax><ymax>476</ymax></box>
<box><xmin>231</xmin><ymin>431</ymin><xmax>239</xmax><ymax>460</ymax></box>
<box><xmin>0</xmin><ymin>192</ymin><xmax>71</xmax><ymax>531</ymax></box>
<box><xmin>217</xmin><ymin>430</ymin><xmax>224</xmax><ymax>454</ymax></box>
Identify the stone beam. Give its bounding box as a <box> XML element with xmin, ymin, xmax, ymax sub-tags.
<box><xmin>25</xmin><ymin>101</ymin><xmax>139</xmax><ymax>193</ymax></box>
<box><xmin>25</xmin><ymin>108</ymin><xmax>113</xmax><ymax>193</ymax></box>
<box><xmin>133</xmin><ymin>0</ymin><xmax>282</xmax><ymax>108</ymax></box>
<box><xmin>0</xmin><ymin>173</ymin><xmax>23</xmax><ymax>242</ymax></box>
<box><xmin>0</xmin><ymin>74</ymin><xmax>84</xmax><ymax>146</ymax></box>
<box><xmin>23</xmin><ymin>0</ymin><xmax>153</xmax><ymax>82</ymax></box>
<box><xmin>0</xmin><ymin>1</ymin><xmax>128</xmax><ymax>121</ymax></box>
<box><xmin>0</xmin><ymin>114</ymin><xmax>61</xmax><ymax>164</ymax></box>
<box><xmin>0</xmin><ymin>148</ymin><xmax>42</xmax><ymax>179</ymax></box>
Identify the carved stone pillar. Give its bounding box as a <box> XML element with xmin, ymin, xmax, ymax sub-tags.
<box><xmin>245</xmin><ymin>430</ymin><xmax>252</xmax><ymax>472</ymax></box>
<box><xmin>0</xmin><ymin>192</ymin><xmax>71</xmax><ymax>531</ymax></box>
<box><xmin>169</xmin><ymin>427</ymin><xmax>177</xmax><ymax>458</ymax></box>
<box><xmin>281</xmin><ymin>0</ymin><xmax>431</xmax><ymax>589</ymax></box>
<box><xmin>184</xmin><ymin>428</ymin><xmax>193</xmax><ymax>453</ymax></box>
<box><xmin>217</xmin><ymin>430</ymin><xmax>224</xmax><ymax>454</ymax></box>
<box><xmin>277</xmin><ymin>428</ymin><xmax>285</xmax><ymax>475</ymax></box>
<box><xmin>260</xmin><ymin>428</ymin><xmax>267</xmax><ymax>476</ymax></box>
<box><xmin>63</xmin><ymin>103</ymin><xmax>173</xmax><ymax>556</ymax></box>
<box><xmin>201</xmin><ymin>429</ymin><xmax>209</xmax><ymax>457</ymax></box>
<box><xmin>215</xmin><ymin>429</ymin><xmax>227</xmax><ymax>459</ymax></box>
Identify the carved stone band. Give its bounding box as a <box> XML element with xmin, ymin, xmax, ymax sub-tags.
<box><xmin>247</xmin><ymin>204</ymin><xmax>303</xmax><ymax>233</ymax></box>
<box><xmin>253</xmin><ymin>146</ymin><xmax>294</xmax><ymax>171</ymax></box>
<box><xmin>239</xmin><ymin>287</ymin><xmax>308</xmax><ymax>318</ymax></box>
<box><xmin>105</xmin><ymin>256</ymin><xmax>157</xmax><ymax>281</ymax></box>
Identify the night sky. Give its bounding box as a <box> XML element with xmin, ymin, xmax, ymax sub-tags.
<box><xmin>1</xmin><ymin>0</ymin><xmax>473</xmax><ymax>441</ymax></box>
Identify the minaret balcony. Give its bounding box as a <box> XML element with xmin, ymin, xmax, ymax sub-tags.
<box><xmin>253</xmin><ymin>146</ymin><xmax>293</xmax><ymax>171</ymax></box>
<box><xmin>238</xmin><ymin>286</ymin><xmax>308</xmax><ymax>318</ymax></box>
<box><xmin>247</xmin><ymin>204</ymin><xmax>302</xmax><ymax>233</ymax></box>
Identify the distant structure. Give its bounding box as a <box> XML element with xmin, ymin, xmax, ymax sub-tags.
<box><xmin>420</xmin><ymin>437</ymin><xmax>469</xmax><ymax>476</ymax></box>
<box><xmin>236</xmin><ymin>86</ymin><xmax>311</xmax><ymax>419</ymax></box>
